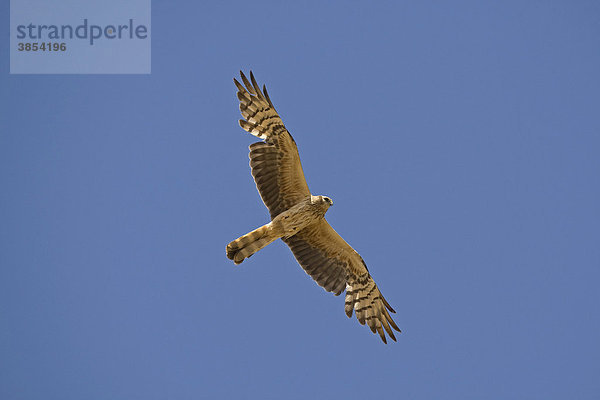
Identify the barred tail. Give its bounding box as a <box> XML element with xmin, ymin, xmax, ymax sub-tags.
<box><xmin>226</xmin><ymin>223</ymin><xmax>278</xmax><ymax>265</ymax></box>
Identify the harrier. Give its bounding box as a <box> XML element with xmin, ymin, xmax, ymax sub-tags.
<box><xmin>226</xmin><ymin>71</ymin><xmax>400</xmax><ymax>343</ymax></box>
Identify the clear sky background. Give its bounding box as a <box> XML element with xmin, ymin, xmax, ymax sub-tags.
<box><xmin>1</xmin><ymin>1</ymin><xmax>599</xmax><ymax>399</ymax></box>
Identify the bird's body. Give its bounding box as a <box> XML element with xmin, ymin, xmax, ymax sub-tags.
<box><xmin>226</xmin><ymin>71</ymin><xmax>401</xmax><ymax>343</ymax></box>
<box><xmin>227</xmin><ymin>195</ymin><xmax>331</xmax><ymax>264</ymax></box>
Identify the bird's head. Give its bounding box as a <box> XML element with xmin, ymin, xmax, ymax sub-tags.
<box><xmin>320</xmin><ymin>195</ymin><xmax>333</xmax><ymax>208</ymax></box>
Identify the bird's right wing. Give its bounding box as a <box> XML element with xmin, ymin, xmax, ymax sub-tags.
<box><xmin>283</xmin><ymin>219</ymin><xmax>401</xmax><ymax>343</ymax></box>
<box><xmin>235</xmin><ymin>71</ymin><xmax>311</xmax><ymax>219</ymax></box>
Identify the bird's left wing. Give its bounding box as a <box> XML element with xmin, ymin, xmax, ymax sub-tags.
<box><xmin>235</xmin><ymin>71</ymin><xmax>311</xmax><ymax>219</ymax></box>
<box><xmin>283</xmin><ymin>220</ymin><xmax>401</xmax><ymax>343</ymax></box>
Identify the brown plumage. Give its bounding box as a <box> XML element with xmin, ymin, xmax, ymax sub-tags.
<box><xmin>226</xmin><ymin>71</ymin><xmax>401</xmax><ymax>343</ymax></box>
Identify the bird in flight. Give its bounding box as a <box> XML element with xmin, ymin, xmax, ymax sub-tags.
<box><xmin>226</xmin><ymin>71</ymin><xmax>400</xmax><ymax>343</ymax></box>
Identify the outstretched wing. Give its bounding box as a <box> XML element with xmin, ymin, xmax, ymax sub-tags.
<box><xmin>283</xmin><ymin>220</ymin><xmax>401</xmax><ymax>343</ymax></box>
<box><xmin>235</xmin><ymin>71</ymin><xmax>310</xmax><ymax>219</ymax></box>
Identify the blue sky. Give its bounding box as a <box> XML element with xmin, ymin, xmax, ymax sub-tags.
<box><xmin>1</xmin><ymin>1</ymin><xmax>599</xmax><ymax>399</ymax></box>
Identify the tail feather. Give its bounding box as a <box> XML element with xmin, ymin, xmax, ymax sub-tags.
<box><xmin>226</xmin><ymin>223</ymin><xmax>277</xmax><ymax>264</ymax></box>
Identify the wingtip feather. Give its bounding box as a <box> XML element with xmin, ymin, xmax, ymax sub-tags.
<box><xmin>240</xmin><ymin>71</ymin><xmax>255</xmax><ymax>95</ymax></box>
<box><xmin>233</xmin><ymin>78</ymin><xmax>246</xmax><ymax>92</ymax></box>
<box><xmin>249</xmin><ymin>71</ymin><xmax>265</xmax><ymax>100</ymax></box>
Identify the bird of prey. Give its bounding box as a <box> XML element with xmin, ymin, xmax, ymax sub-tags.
<box><xmin>226</xmin><ymin>71</ymin><xmax>400</xmax><ymax>343</ymax></box>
